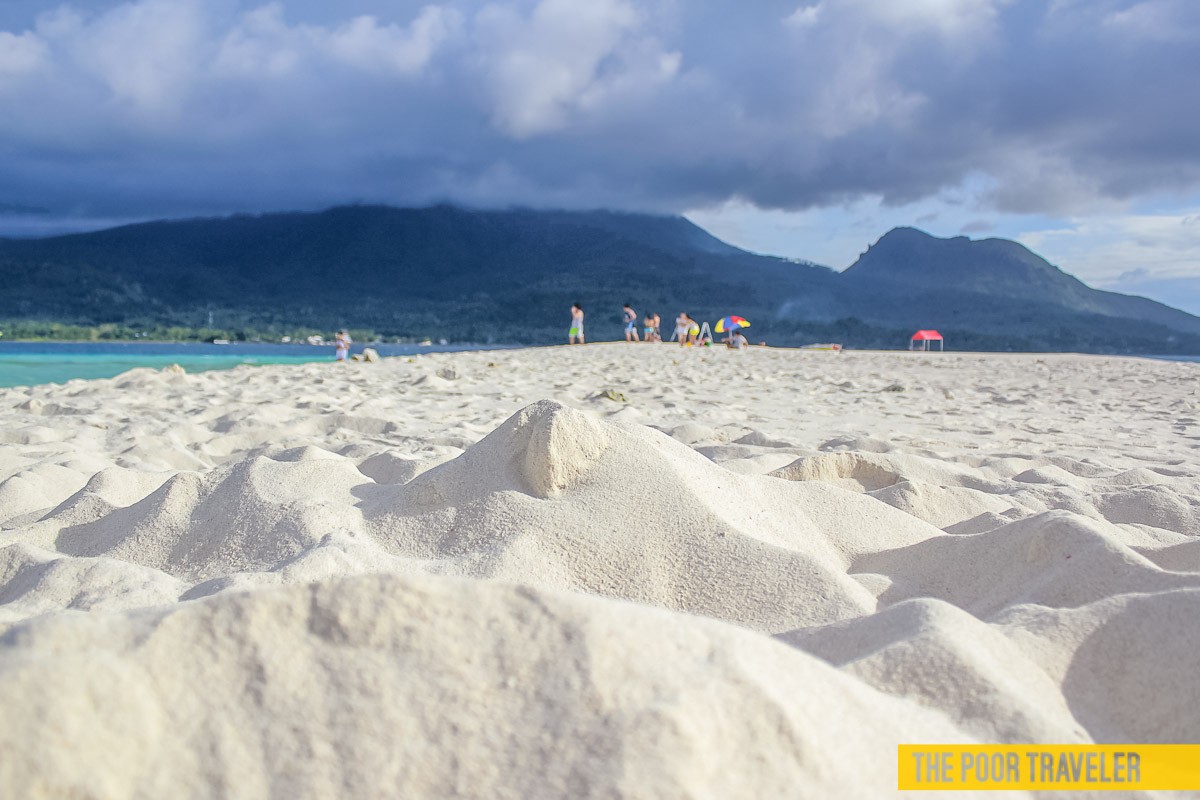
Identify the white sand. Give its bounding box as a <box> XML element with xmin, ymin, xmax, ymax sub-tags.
<box><xmin>0</xmin><ymin>344</ymin><xmax>1198</xmax><ymax>797</ymax></box>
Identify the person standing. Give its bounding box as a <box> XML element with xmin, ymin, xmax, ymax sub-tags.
<box><xmin>623</xmin><ymin>303</ymin><xmax>639</xmax><ymax>342</ymax></box>
<box><xmin>334</xmin><ymin>330</ymin><xmax>352</xmax><ymax>362</ymax></box>
<box><xmin>569</xmin><ymin>303</ymin><xmax>585</xmax><ymax>344</ymax></box>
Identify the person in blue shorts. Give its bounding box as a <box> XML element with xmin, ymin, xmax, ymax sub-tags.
<box><xmin>623</xmin><ymin>303</ymin><xmax>639</xmax><ymax>342</ymax></box>
<box><xmin>643</xmin><ymin>311</ymin><xmax>659</xmax><ymax>342</ymax></box>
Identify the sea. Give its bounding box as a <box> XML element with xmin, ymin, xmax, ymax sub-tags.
<box><xmin>0</xmin><ymin>341</ymin><xmax>514</xmax><ymax>389</ymax></box>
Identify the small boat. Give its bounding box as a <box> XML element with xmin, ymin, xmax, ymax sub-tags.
<box><xmin>211</xmin><ymin>338</ymin><xmax>231</xmax><ymax>345</ymax></box>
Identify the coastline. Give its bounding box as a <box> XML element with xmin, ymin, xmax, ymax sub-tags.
<box><xmin>0</xmin><ymin>343</ymin><xmax>1197</xmax><ymax>795</ymax></box>
<box><xmin>3</xmin><ymin>337</ymin><xmax>1199</xmax><ymax>390</ymax></box>
<box><xmin>0</xmin><ymin>340</ymin><xmax>522</xmax><ymax>389</ymax></box>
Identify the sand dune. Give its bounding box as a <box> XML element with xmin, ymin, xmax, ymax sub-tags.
<box><xmin>0</xmin><ymin>344</ymin><xmax>1197</xmax><ymax>797</ymax></box>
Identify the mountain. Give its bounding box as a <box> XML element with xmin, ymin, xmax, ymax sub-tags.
<box><xmin>1</xmin><ymin>207</ymin><xmax>1198</xmax><ymax>352</ymax></box>
<box><xmin>839</xmin><ymin>227</ymin><xmax>1200</xmax><ymax>335</ymax></box>
<box><xmin>0</xmin><ymin>205</ymin><xmax>835</xmax><ymax>343</ymax></box>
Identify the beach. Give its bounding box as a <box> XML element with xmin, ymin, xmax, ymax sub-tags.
<box><xmin>1</xmin><ymin>343</ymin><xmax>1198</xmax><ymax>797</ymax></box>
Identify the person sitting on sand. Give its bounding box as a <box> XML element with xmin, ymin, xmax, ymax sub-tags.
<box><xmin>727</xmin><ymin>330</ymin><xmax>748</xmax><ymax>350</ymax></box>
<box><xmin>569</xmin><ymin>303</ymin><xmax>585</xmax><ymax>345</ymax></box>
<box><xmin>334</xmin><ymin>330</ymin><xmax>352</xmax><ymax>362</ymax></box>
<box><xmin>623</xmin><ymin>303</ymin><xmax>639</xmax><ymax>342</ymax></box>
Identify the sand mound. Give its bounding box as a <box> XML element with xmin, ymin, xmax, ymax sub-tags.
<box><xmin>868</xmin><ymin>480</ymin><xmax>1020</xmax><ymax>530</ymax></box>
<box><xmin>771</xmin><ymin>451</ymin><xmax>904</xmax><ymax>491</ymax></box>
<box><xmin>0</xmin><ymin>543</ymin><xmax>184</xmax><ymax>625</ymax></box>
<box><xmin>0</xmin><ymin>572</ymin><xmax>983</xmax><ymax>799</ymax></box>
<box><xmin>1095</xmin><ymin>485</ymin><xmax>1200</xmax><ymax>533</ymax></box>
<box><xmin>6</xmin><ymin>400</ymin><xmax>953</xmax><ymax>630</ymax></box>
<box><xmin>770</xmin><ymin>450</ymin><xmax>1000</xmax><ymax>494</ymax></box>
<box><xmin>855</xmin><ymin>510</ymin><xmax>1200</xmax><ymax>616</ymax></box>
<box><xmin>358</xmin><ymin>400</ymin><xmax>937</xmax><ymax>630</ymax></box>
<box><xmin>1012</xmin><ymin>465</ymin><xmax>1090</xmax><ymax>488</ymax></box>
<box><xmin>36</xmin><ymin>454</ymin><xmax>368</xmax><ymax>582</ymax></box>
<box><xmin>354</xmin><ymin>451</ymin><xmax>441</xmax><ymax>484</ymax></box>
<box><xmin>779</xmin><ymin>598</ymin><xmax>1088</xmax><ymax>743</ymax></box>
<box><xmin>439</xmin><ymin>399</ymin><xmax>612</xmax><ymax>499</ymax></box>
<box><xmin>0</xmin><ymin>463</ymin><xmax>95</xmax><ymax>526</ymax></box>
<box><xmin>995</xmin><ymin>588</ymin><xmax>1200</xmax><ymax>743</ymax></box>
<box><xmin>1135</xmin><ymin>539</ymin><xmax>1200</xmax><ymax>572</ymax></box>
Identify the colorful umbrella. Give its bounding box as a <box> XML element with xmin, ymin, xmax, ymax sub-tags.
<box><xmin>715</xmin><ymin>315</ymin><xmax>750</xmax><ymax>333</ymax></box>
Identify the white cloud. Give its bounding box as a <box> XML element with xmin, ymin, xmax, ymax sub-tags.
<box><xmin>326</xmin><ymin>7</ymin><xmax>461</xmax><ymax>74</ymax></box>
<box><xmin>784</xmin><ymin>3</ymin><xmax>822</xmax><ymax>29</ymax></box>
<box><xmin>0</xmin><ymin>30</ymin><xmax>46</xmax><ymax>76</ymax></box>
<box><xmin>982</xmin><ymin>150</ymin><xmax>1129</xmax><ymax>217</ymax></box>
<box><xmin>212</xmin><ymin>4</ymin><xmax>302</xmax><ymax>78</ymax></box>
<box><xmin>807</xmin><ymin>44</ymin><xmax>927</xmax><ymax>137</ymax></box>
<box><xmin>214</xmin><ymin>3</ymin><xmax>460</xmax><ymax>78</ymax></box>
<box><xmin>32</xmin><ymin>6</ymin><xmax>86</xmax><ymax>39</ymax></box>
<box><xmin>1103</xmin><ymin>0</ymin><xmax>1200</xmax><ymax>43</ymax></box>
<box><xmin>53</xmin><ymin>0</ymin><xmax>210</xmax><ymax>112</ymax></box>
<box><xmin>780</xmin><ymin>0</ymin><xmax>1005</xmax><ymax>139</ymax></box>
<box><xmin>1020</xmin><ymin>208</ymin><xmax>1200</xmax><ymax>285</ymax></box>
<box><xmin>841</xmin><ymin>0</ymin><xmax>1007</xmax><ymax>38</ymax></box>
<box><xmin>473</xmin><ymin>0</ymin><xmax>674</xmax><ymax>138</ymax></box>
<box><xmin>787</xmin><ymin>0</ymin><xmax>1005</xmax><ymax>37</ymax></box>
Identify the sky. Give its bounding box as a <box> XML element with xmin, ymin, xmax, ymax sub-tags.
<box><xmin>2</xmin><ymin>0</ymin><xmax>1200</xmax><ymax>311</ymax></box>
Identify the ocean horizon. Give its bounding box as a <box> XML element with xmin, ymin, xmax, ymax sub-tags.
<box><xmin>0</xmin><ymin>341</ymin><xmax>515</xmax><ymax>389</ymax></box>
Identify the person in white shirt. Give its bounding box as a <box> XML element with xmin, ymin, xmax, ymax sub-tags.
<box><xmin>334</xmin><ymin>330</ymin><xmax>352</xmax><ymax>361</ymax></box>
<box><xmin>569</xmin><ymin>304</ymin><xmax>585</xmax><ymax>345</ymax></box>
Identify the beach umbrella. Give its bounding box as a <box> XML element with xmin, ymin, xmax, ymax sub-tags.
<box><xmin>715</xmin><ymin>316</ymin><xmax>750</xmax><ymax>333</ymax></box>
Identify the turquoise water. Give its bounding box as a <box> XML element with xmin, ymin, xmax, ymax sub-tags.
<box><xmin>0</xmin><ymin>342</ymin><xmax>509</xmax><ymax>389</ymax></box>
<box><xmin>1</xmin><ymin>343</ymin><xmax>1195</xmax><ymax>389</ymax></box>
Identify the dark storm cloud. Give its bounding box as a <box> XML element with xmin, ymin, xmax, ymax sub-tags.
<box><xmin>0</xmin><ymin>0</ymin><xmax>1198</xmax><ymax>229</ymax></box>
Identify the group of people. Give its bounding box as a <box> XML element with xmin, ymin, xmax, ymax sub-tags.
<box><xmin>626</xmin><ymin>305</ymin><xmax>662</xmax><ymax>343</ymax></box>
<box><xmin>568</xmin><ymin>304</ymin><xmax>749</xmax><ymax>349</ymax></box>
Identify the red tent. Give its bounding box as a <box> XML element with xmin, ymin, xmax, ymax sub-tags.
<box><xmin>910</xmin><ymin>329</ymin><xmax>944</xmax><ymax>351</ymax></box>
